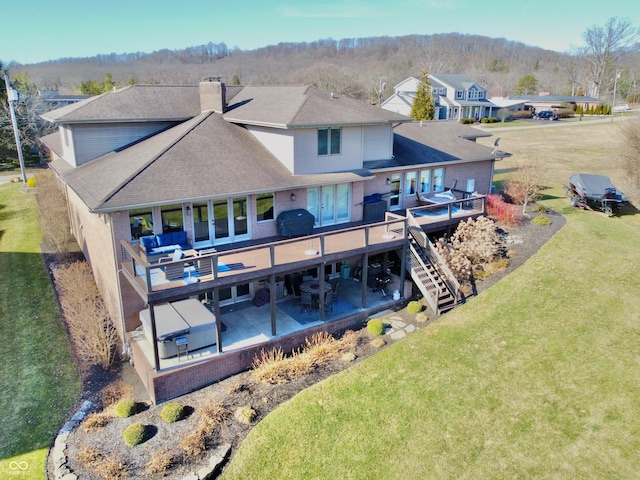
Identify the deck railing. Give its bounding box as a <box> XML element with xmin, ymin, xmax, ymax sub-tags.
<box><xmin>120</xmin><ymin>217</ymin><xmax>408</xmax><ymax>297</ymax></box>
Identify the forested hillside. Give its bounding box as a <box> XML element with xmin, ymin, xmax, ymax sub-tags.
<box><xmin>6</xmin><ymin>28</ymin><xmax>640</xmax><ymax>105</ymax></box>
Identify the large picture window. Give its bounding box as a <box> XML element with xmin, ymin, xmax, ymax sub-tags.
<box><xmin>129</xmin><ymin>208</ymin><xmax>154</xmax><ymax>240</ymax></box>
<box><xmin>318</xmin><ymin>128</ymin><xmax>341</xmax><ymax>155</ymax></box>
<box><xmin>161</xmin><ymin>204</ymin><xmax>184</xmax><ymax>233</ymax></box>
<box><xmin>256</xmin><ymin>193</ymin><xmax>274</xmax><ymax>222</ymax></box>
<box><xmin>419</xmin><ymin>170</ymin><xmax>431</xmax><ymax>194</ymax></box>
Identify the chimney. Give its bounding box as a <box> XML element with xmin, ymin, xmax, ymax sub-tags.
<box><xmin>199</xmin><ymin>77</ymin><xmax>226</xmax><ymax>113</ymax></box>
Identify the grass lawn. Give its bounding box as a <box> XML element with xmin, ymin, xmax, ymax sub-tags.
<box><xmin>0</xmin><ymin>183</ymin><xmax>81</xmax><ymax>479</ymax></box>
<box><xmin>222</xmin><ymin>121</ymin><xmax>640</xmax><ymax>479</ymax></box>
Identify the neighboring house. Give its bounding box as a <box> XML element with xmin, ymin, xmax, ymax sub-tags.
<box><xmin>38</xmin><ymin>89</ymin><xmax>89</xmax><ymax>109</ymax></box>
<box><xmin>501</xmin><ymin>93</ymin><xmax>600</xmax><ymax>113</ymax></box>
<box><xmin>40</xmin><ymin>79</ymin><xmax>506</xmax><ymax>402</ymax></box>
<box><xmin>382</xmin><ymin>74</ymin><xmax>496</xmax><ymax>121</ymax></box>
<box><xmin>488</xmin><ymin>97</ymin><xmax>527</xmax><ymax>118</ymax></box>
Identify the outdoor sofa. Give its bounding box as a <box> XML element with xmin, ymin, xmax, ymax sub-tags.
<box><xmin>139</xmin><ymin>230</ymin><xmax>191</xmax><ymax>263</ymax></box>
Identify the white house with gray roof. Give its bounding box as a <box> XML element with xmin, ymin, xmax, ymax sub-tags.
<box><xmin>382</xmin><ymin>74</ymin><xmax>496</xmax><ymax>121</ymax></box>
<box><xmin>40</xmin><ymin>78</ymin><xmax>506</xmax><ymax>402</ymax></box>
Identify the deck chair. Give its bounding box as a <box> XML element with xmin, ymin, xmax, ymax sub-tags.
<box><xmin>324</xmin><ymin>291</ymin><xmax>333</xmax><ymax>313</ymax></box>
<box><xmin>328</xmin><ymin>278</ymin><xmax>340</xmax><ymax>307</ymax></box>
<box><xmin>300</xmin><ymin>291</ymin><xmax>314</xmax><ymax>313</ymax></box>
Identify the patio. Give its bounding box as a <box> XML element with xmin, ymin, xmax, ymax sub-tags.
<box><xmin>128</xmin><ymin>277</ymin><xmax>403</xmax><ymax>371</ymax></box>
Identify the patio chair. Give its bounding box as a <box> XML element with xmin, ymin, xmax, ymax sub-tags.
<box><xmin>328</xmin><ymin>278</ymin><xmax>340</xmax><ymax>307</ymax></box>
<box><xmin>324</xmin><ymin>291</ymin><xmax>333</xmax><ymax>313</ymax></box>
<box><xmin>300</xmin><ymin>291</ymin><xmax>315</xmax><ymax>313</ymax></box>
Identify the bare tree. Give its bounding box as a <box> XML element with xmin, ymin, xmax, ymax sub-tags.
<box><xmin>503</xmin><ymin>163</ymin><xmax>545</xmax><ymax>214</ymax></box>
<box><xmin>582</xmin><ymin>17</ymin><xmax>639</xmax><ymax>99</ymax></box>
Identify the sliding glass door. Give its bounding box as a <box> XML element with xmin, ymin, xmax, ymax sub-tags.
<box><xmin>307</xmin><ymin>184</ymin><xmax>350</xmax><ymax>227</ymax></box>
<box><xmin>191</xmin><ymin>197</ymin><xmax>250</xmax><ymax>248</ymax></box>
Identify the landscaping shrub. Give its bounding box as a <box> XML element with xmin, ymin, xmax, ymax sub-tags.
<box><xmin>533</xmin><ymin>204</ymin><xmax>548</xmax><ymax>213</ymax></box>
<box><xmin>94</xmin><ymin>458</ymin><xmax>130</xmax><ymax>479</ymax></box>
<box><xmin>115</xmin><ymin>398</ymin><xmax>138</xmax><ymax>418</ymax></box>
<box><xmin>486</xmin><ymin>194</ymin><xmax>523</xmax><ymax>226</ymax></box>
<box><xmin>303</xmin><ymin>331</ymin><xmax>340</xmax><ymax>364</ymax></box>
<box><xmin>123</xmin><ymin>422</ymin><xmax>149</xmax><ymax>446</ymax></box>
<box><xmin>145</xmin><ymin>450</ymin><xmax>179</xmax><ymax>476</ymax></box>
<box><xmin>83</xmin><ymin>412</ymin><xmax>110</xmax><ymax>431</ymax></box>
<box><xmin>415</xmin><ymin>312</ymin><xmax>428</xmax><ymax>323</ymax></box>
<box><xmin>53</xmin><ymin>261</ymin><xmax>118</xmax><ymax>368</ymax></box>
<box><xmin>435</xmin><ymin>216</ymin><xmax>508</xmax><ymax>283</ymax></box>
<box><xmin>367</xmin><ymin>318</ymin><xmax>385</xmax><ymax>335</ymax></box>
<box><xmin>532</xmin><ymin>215</ymin><xmax>552</xmax><ymax>225</ymax></box>
<box><xmin>161</xmin><ymin>402</ymin><xmax>187</xmax><ymax>423</ymax></box>
<box><xmin>370</xmin><ymin>338</ymin><xmax>386</xmax><ymax>348</ymax></box>
<box><xmin>460</xmin><ymin>117</ymin><xmax>476</xmax><ymax>124</ymax></box>
<box><xmin>407</xmin><ymin>301</ymin><xmax>423</xmax><ymax>314</ymax></box>
<box><xmin>76</xmin><ymin>447</ymin><xmax>103</xmax><ymax>465</ymax></box>
<box><xmin>234</xmin><ymin>406</ymin><xmax>256</xmax><ymax>425</ymax></box>
<box><xmin>199</xmin><ymin>401</ymin><xmax>229</xmax><ymax>429</ymax></box>
<box><xmin>33</xmin><ymin>170</ymin><xmax>73</xmax><ymax>259</ymax></box>
<box><xmin>180</xmin><ymin>425</ymin><xmax>208</xmax><ymax>457</ymax></box>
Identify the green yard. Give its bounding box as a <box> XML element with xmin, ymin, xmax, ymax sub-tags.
<box><xmin>222</xmin><ymin>121</ymin><xmax>640</xmax><ymax>479</ymax></box>
<box><xmin>0</xmin><ymin>183</ymin><xmax>81</xmax><ymax>480</ymax></box>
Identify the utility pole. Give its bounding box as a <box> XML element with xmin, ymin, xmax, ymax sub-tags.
<box><xmin>3</xmin><ymin>74</ymin><xmax>27</xmax><ymax>184</ymax></box>
<box><xmin>611</xmin><ymin>71</ymin><xmax>620</xmax><ymax>124</ymax></box>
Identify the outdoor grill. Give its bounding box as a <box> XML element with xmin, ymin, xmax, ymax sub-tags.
<box><xmin>373</xmin><ymin>272</ymin><xmax>391</xmax><ymax>296</ymax></box>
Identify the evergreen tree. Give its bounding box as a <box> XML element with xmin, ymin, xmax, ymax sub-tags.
<box><xmin>410</xmin><ymin>70</ymin><xmax>436</xmax><ymax>121</ymax></box>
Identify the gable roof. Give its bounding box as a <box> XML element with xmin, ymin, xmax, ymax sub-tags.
<box><xmin>41</xmin><ymin>85</ymin><xmax>203</xmax><ymax>123</ymax></box>
<box><xmin>429</xmin><ymin>74</ymin><xmax>483</xmax><ymax>92</ymax></box>
<box><xmin>364</xmin><ymin>121</ymin><xmax>501</xmax><ymax>170</ymax></box>
<box><xmin>52</xmin><ymin>111</ymin><xmax>373</xmax><ymax>212</ymax></box>
<box><xmin>223</xmin><ymin>85</ymin><xmax>410</xmax><ymax>128</ymax></box>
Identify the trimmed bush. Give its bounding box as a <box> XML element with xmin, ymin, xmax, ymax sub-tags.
<box><xmin>407</xmin><ymin>301</ymin><xmax>423</xmax><ymax>314</ymax></box>
<box><xmin>161</xmin><ymin>402</ymin><xmax>187</xmax><ymax>423</ymax></box>
<box><xmin>234</xmin><ymin>406</ymin><xmax>256</xmax><ymax>425</ymax></box>
<box><xmin>367</xmin><ymin>318</ymin><xmax>385</xmax><ymax>336</ymax></box>
<box><xmin>532</xmin><ymin>215</ymin><xmax>552</xmax><ymax>225</ymax></box>
<box><xmin>533</xmin><ymin>205</ymin><xmax>548</xmax><ymax>213</ymax></box>
<box><xmin>115</xmin><ymin>398</ymin><xmax>138</xmax><ymax>418</ymax></box>
<box><xmin>123</xmin><ymin>422</ymin><xmax>148</xmax><ymax>446</ymax></box>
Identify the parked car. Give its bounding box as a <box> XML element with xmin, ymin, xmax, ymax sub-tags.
<box><xmin>533</xmin><ymin>110</ymin><xmax>558</xmax><ymax>120</ymax></box>
<box><xmin>613</xmin><ymin>104</ymin><xmax>631</xmax><ymax>112</ymax></box>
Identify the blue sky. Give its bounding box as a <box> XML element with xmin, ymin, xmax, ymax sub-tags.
<box><xmin>2</xmin><ymin>0</ymin><xmax>639</xmax><ymax>65</ymax></box>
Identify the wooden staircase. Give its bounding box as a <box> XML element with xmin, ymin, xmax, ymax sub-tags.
<box><xmin>406</xmin><ymin>219</ymin><xmax>462</xmax><ymax>316</ymax></box>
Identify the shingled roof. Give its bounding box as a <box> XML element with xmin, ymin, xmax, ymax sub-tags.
<box><xmin>53</xmin><ymin>111</ymin><xmax>373</xmax><ymax>212</ymax></box>
<box><xmin>223</xmin><ymin>85</ymin><xmax>410</xmax><ymax>128</ymax></box>
<box><xmin>364</xmin><ymin>121</ymin><xmax>504</xmax><ymax>170</ymax></box>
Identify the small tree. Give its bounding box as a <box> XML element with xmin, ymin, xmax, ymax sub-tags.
<box><xmin>503</xmin><ymin>163</ymin><xmax>544</xmax><ymax>214</ymax></box>
<box><xmin>514</xmin><ymin>74</ymin><xmax>538</xmax><ymax>95</ymax></box>
<box><xmin>410</xmin><ymin>70</ymin><xmax>436</xmax><ymax>121</ymax></box>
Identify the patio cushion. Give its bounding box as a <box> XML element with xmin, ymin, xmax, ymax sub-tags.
<box><xmin>156</xmin><ymin>233</ymin><xmax>174</xmax><ymax>247</ymax></box>
<box><xmin>172</xmin><ymin>230</ymin><xmax>188</xmax><ymax>245</ymax></box>
<box><xmin>140</xmin><ymin>235</ymin><xmax>158</xmax><ymax>249</ymax></box>
<box><xmin>172</xmin><ymin>249</ymin><xmax>185</xmax><ymax>261</ymax></box>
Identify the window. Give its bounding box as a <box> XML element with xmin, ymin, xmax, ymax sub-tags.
<box><xmin>405</xmin><ymin>171</ymin><xmax>417</xmax><ymax>196</ymax></box>
<box><xmin>318</xmin><ymin>127</ymin><xmax>341</xmax><ymax>155</ymax></box>
<box><xmin>456</xmin><ymin>90</ymin><xmax>464</xmax><ymax>100</ymax></box>
<box><xmin>161</xmin><ymin>204</ymin><xmax>184</xmax><ymax>233</ymax></box>
<box><xmin>433</xmin><ymin>168</ymin><xmax>445</xmax><ymax>191</ymax></box>
<box><xmin>129</xmin><ymin>208</ymin><xmax>153</xmax><ymax>240</ymax></box>
<box><xmin>256</xmin><ymin>193</ymin><xmax>274</xmax><ymax>222</ymax></box>
<box><xmin>419</xmin><ymin>170</ymin><xmax>432</xmax><ymax>194</ymax></box>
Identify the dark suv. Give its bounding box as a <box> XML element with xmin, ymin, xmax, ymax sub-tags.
<box><xmin>533</xmin><ymin>110</ymin><xmax>558</xmax><ymax>120</ymax></box>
